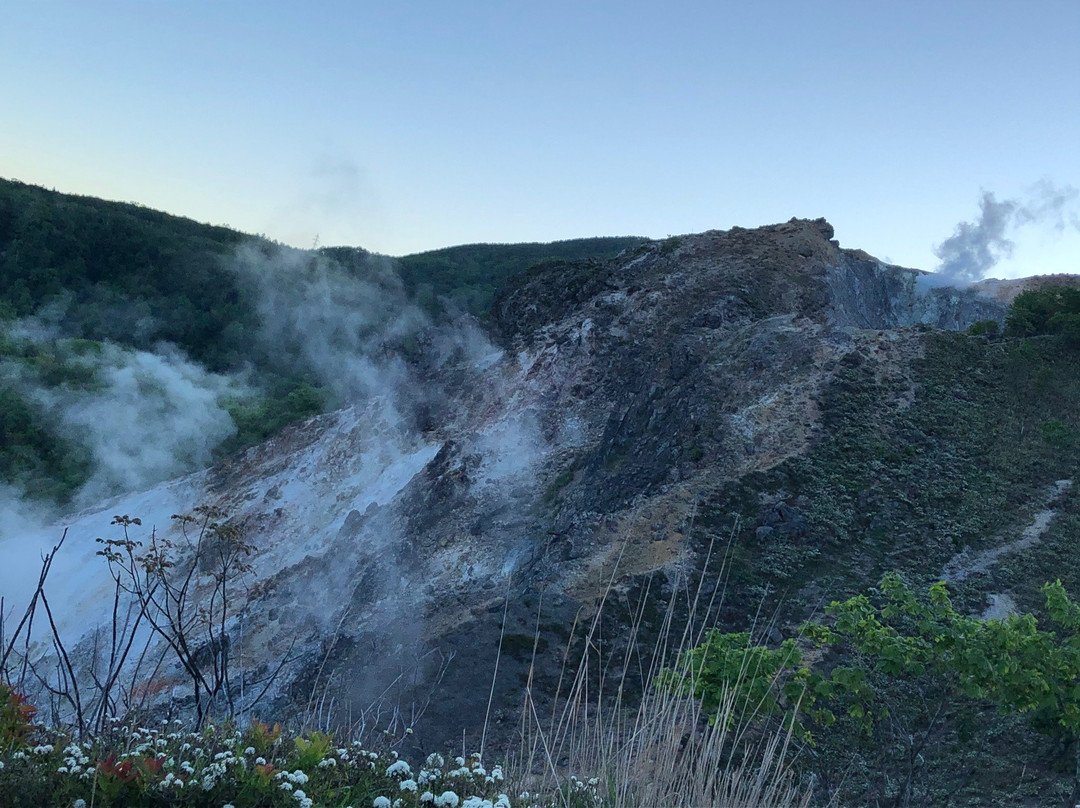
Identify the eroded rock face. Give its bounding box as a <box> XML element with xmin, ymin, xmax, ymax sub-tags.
<box><xmin>824</xmin><ymin>255</ymin><xmax>1006</xmax><ymax>330</ymax></box>
<box><xmin>17</xmin><ymin>218</ymin><xmax>1012</xmax><ymax>752</ymax></box>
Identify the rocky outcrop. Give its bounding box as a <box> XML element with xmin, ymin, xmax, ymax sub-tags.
<box><xmin>824</xmin><ymin>254</ymin><xmax>1006</xmax><ymax>330</ymax></box>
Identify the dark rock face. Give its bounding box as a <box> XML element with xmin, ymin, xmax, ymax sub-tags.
<box><xmin>824</xmin><ymin>254</ymin><xmax>1007</xmax><ymax>330</ymax></box>
<box><xmin>367</xmin><ymin>219</ymin><xmax>1011</xmax><ymax>752</ymax></box>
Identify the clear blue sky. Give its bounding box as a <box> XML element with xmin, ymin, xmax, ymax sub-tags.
<box><xmin>2</xmin><ymin>1</ymin><xmax>1078</xmax><ymax>277</ymax></box>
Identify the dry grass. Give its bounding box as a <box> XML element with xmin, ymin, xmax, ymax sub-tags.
<box><xmin>508</xmin><ymin>523</ymin><xmax>814</xmax><ymax>808</ymax></box>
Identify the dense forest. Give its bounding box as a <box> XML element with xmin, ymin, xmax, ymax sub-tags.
<box><xmin>0</xmin><ymin>178</ymin><xmax>642</xmax><ymax>505</ymax></box>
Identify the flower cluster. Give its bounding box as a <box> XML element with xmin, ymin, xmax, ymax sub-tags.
<box><xmin>0</xmin><ymin>686</ymin><xmax>612</xmax><ymax>808</ymax></box>
<box><xmin>372</xmin><ymin>751</ymin><xmax>516</xmax><ymax>808</ymax></box>
<box><xmin>0</xmin><ymin>715</ymin><xmax>578</xmax><ymax>808</ymax></box>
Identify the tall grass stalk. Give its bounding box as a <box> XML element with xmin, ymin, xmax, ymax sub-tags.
<box><xmin>511</xmin><ymin>520</ymin><xmax>812</xmax><ymax>807</ymax></box>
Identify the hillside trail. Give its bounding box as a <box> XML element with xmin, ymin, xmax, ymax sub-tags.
<box><xmin>941</xmin><ymin>479</ymin><xmax>1072</xmax><ymax>618</ymax></box>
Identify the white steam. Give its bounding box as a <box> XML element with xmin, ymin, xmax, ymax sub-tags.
<box><xmin>0</xmin><ymin>324</ymin><xmax>243</xmax><ymax>509</ymax></box>
<box><xmin>1</xmin><ymin>241</ymin><xmax>552</xmax><ymax>727</ymax></box>
<box><xmin>47</xmin><ymin>345</ymin><xmax>239</xmax><ymax>506</ymax></box>
<box><xmin>233</xmin><ymin>244</ymin><xmax>426</xmax><ymax>415</ymax></box>
<box><xmin>0</xmin><ymin>329</ymin><xmax>243</xmax><ymax>658</ymax></box>
<box><xmin>923</xmin><ymin>182</ymin><xmax>1079</xmax><ymax>289</ymax></box>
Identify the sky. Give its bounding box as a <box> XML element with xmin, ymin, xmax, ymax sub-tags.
<box><xmin>1</xmin><ymin>0</ymin><xmax>1078</xmax><ymax>277</ymax></box>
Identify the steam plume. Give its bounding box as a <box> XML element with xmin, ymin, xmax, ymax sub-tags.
<box><xmin>923</xmin><ymin>182</ymin><xmax>1079</xmax><ymax>288</ymax></box>
<box><xmin>0</xmin><ymin>323</ymin><xmax>243</xmax><ymax>508</ymax></box>
<box><xmin>49</xmin><ymin>344</ymin><xmax>240</xmax><ymax>506</ymax></box>
<box><xmin>232</xmin><ymin>244</ymin><xmax>425</xmax><ymax>417</ymax></box>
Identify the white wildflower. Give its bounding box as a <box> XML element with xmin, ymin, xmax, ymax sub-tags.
<box><xmin>386</xmin><ymin>759</ymin><xmax>412</xmax><ymax>777</ymax></box>
<box><xmin>373</xmin><ymin>798</ymin><xmax>392</xmax><ymax>808</ymax></box>
<box><xmin>495</xmin><ymin>796</ymin><xmax>511</xmax><ymax>808</ymax></box>
<box><xmin>435</xmin><ymin>792</ymin><xmax>461</xmax><ymax>808</ymax></box>
<box><xmin>461</xmin><ymin>798</ymin><xmax>493</xmax><ymax>808</ymax></box>
<box><xmin>244</xmin><ymin>747</ymin><xmax>256</xmax><ymax>755</ymax></box>
<box><xmin>280</xmin><ymin>781</ymin><xmax>294</xmax><ymax>792</ymax></box>
<box><xmin>400</xmin><ymin>778</ymin><xmax>419</xmax><ymax>791</ymax></box>
<box><xmin>421</xmin><ymin>792</ymin><xmax>435</xmax><ymax>803</ymax></box>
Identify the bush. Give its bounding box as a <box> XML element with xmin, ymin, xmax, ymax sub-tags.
<box><xmin>0</xmin><ymin>683</ymin><xmax>38</xmax><ymax>747</ymax></box>
<box><xmin>669</xmin><ymin>574</ymin><xmax>1080</xmax><ymax>804</ymax></box>
<box><xmin>966</xmin><ymin>319</ymin><xmax>999</xmax><ymax>337</ymax></box>
<box><xmin>1005</xmin><ymin>286</ymin><xmax>1080</xmax><ymax>341</ymax></box>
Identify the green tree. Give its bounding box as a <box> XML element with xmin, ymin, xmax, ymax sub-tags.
<box><xmin>667</xmin><ymin>575</ymin><xmax>1080</xmax><ymax>805</ymax></box>
<box><xmin>1005</xmin><ymin>285</ymin><xmax>1080</xmax><ymax>341</ymax></box>
<box><xmin>803</xmin><ymin>575</ymin><xmax>1080</xmax><ymax>803</ymax></box>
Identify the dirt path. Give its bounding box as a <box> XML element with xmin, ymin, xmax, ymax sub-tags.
<box><xmin>941</xmin><ymin>479</ymin><xmax>1072</xmax><ymax>584</ymax></box>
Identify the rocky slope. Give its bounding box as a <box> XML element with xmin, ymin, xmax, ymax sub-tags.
<box><xmin>10</xmin><ymin>217</ymin><xmax>1058</xmax><ymax>773</ymax></box>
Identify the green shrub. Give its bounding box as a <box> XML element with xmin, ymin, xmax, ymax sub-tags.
<box><xmin>1005</xmin><ymin>285</ymin><xmax>1080</xmax><ymax>340</ymax></box>
<box><xmin>966</xmin><ymin>319</ymin><xmax>999</xmax><ymax>337</ymax></box>
<box><xmin>0</xmin><ymin>683</ymin><xmax>38</xmax><ymax>747</ymax></box>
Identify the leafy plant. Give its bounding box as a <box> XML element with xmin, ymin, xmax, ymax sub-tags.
<box><xmin>294</xmin><ymin>730</ymin><xmax>333</xmax><ymax>770</ymax></box>
<box><xmin>0</xmin><ymin>683</ymin><xmax>38</xmax><ymax>746</ymax></box>
<box><xmin>966</xmin><ymin>319</ymin><xmax>999</xmax><ymax>337</ymax></box>
<box><xmin>657</xmin><ymin>631</ymin><xmax>816</xmax><ymax>738</ymax></box>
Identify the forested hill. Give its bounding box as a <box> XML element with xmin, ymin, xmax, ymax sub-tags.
<box><xmin>394</xmin><ymin>238</ymin><xmax>644</xmax><ymax>317</ymax></box>
<box><xmin>0</xmin><ymin>178</ymin><xmax>247</xmax><ymax>369</ymax></box>
<box><xmin>0</xmin><ymin>177</ymin><xmax>642</xmax><ymax>362</ymax></box>
<box><xmin>0</xmin><ymin>177</ymin><xmax>642</xmax><ymax>503</ymax></box>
